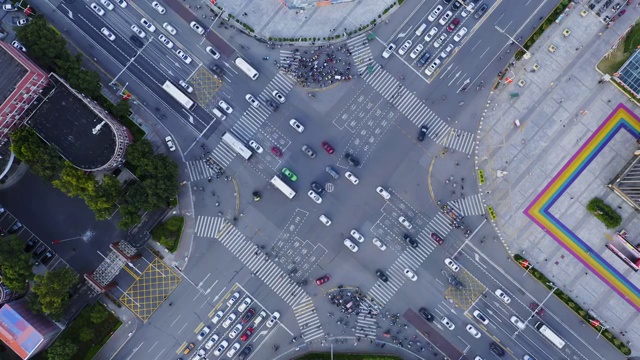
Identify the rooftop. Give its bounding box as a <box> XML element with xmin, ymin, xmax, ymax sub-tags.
<box><xmin>0</xmin><ymin>47</ymin><xmax>28</xmax><ymax>106</ymax></box>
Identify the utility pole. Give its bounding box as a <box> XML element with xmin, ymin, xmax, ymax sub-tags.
<box><xmin>495</xmin><ymin>25</ymin><xmax>532</xmax><ymax>59</ymax></box>
<box><xmin>513</xmin><ymin>282</ymin><xmax>558</xmax><ymax>337</ymax></box>
<box><xmin>109</xmin><ymin>38</ymin><xmax>153</xmax><ymax>87</ymax></box>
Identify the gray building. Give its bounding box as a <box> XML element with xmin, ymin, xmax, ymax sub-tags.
<box><xmin>615</xmin><ymin>50</ymin><xmax>640</xmax><ymax>98</ymax></box>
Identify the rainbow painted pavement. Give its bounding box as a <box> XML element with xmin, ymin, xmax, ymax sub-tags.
<box><xmin>524</xmin><ymin>104</ymin><xmax>640</xmax><ymax>312</ymax></box>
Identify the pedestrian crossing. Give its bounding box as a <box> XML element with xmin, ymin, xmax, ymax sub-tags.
<box><xmin>363</xmin><ymin>65</ymin><xmax>475</xmax><ymax>154</ymax></box>
<box><xmin>186</xmin><ymin>160</ymin><xmax>217</xmax><ymax>182</ymax></box>
<box><xmin>447</xmin><ymin>194</ymin><xmax>485</xmax><ymax>216</ymax></box>
<box><xmin>355</xmin><ymin>313</ymin><xmax>378</xmax><ymax>338</ymax></box>
<box><xmin>345</xmin><ymin>33</ymin><xmax>374</xmax><ymax>74</ymax></box>
<box><xmin>209</xmin><ymin>141</ymin><xmax>236</xmax><ymax>169</ymax></box>
<box><xmin>293</xmin><ymin>298</ymin><xmax>324</xmax><ymax>341</ymax></box>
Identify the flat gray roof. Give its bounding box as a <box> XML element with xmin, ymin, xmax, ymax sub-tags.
<box><xmin>0</xmin><ymin>48</ymin><xmax>27</xmax><ymax>106</ymax></box>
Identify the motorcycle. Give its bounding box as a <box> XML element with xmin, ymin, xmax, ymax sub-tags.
<box><xmin>263</xmin><ymin>56</ymin><xmax>270</xmax><ymax>60</ymax></box>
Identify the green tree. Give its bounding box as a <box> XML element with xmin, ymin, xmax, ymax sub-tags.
<box><xmin>79</xmin><ymin>327</ymin><xmax>95</xmax><ymax>342</ymax></box>
<box><xmin>89</xmin><ymin>304</ymin><xmax>109</xmax><ymax>324</ymax></box>
<box><xmin>53</xmin><ymin>161</ymin><xmax>95</xmax><ymax>198</ymax></box>
<box><xmin>86</xmin><ymin>175</ymin><xmax>122</xmax><ymax>220</ymax></box>
<box><xmin>118</xmin><ymin>204</ymin><xmax>141</xmax><ymax>230</ymax></box>
<box><xmin>15</xmin><ymin>15</ymin><xmax>70</xmax><ymax>70</ymax></box>
<box><xmin>125</xmin><ymin>140</ymin><xmax>155</xmax><ymax>175</ymax></box>
<box><xmin>46</xmin><ymin>338</ymin><xmax>78</xmax><ymax>360</ymax></box>
<box><xmin>0</xmin><ymin>236</ymin><xmax>34</xmax><ymax>293</ymax></box>
<box><xmin>112</xmin><ymin>100</ymin><xmax>132</xmax><ymax>120</ymax></box>
<box><xmin>10</xmin><ymin>127</ymin><xmax>63</xmax><ymax>181</ymax></box>
<box><xmin>31</xmin><ymin>267</ymin><xmax>78</xmax><ymax>319</ymax></box>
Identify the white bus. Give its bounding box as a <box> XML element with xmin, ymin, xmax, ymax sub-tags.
<box><xmin>535</xmin><ymin>322</ymin><xmax>565</xmax><ymax>349</ymax></box>
<box><xmin>221</xmin><ymin>132</ymin><xmax>252</xmax><ymax>160</ymax></box>
<box><xmin>234</xmin><ymin>57</ymin><xmax>259</xmax><ymax>80</ymax></box>
<box><xmin>162</xmin><ymin>81</ymin><xmax>196</xmax><ymax>110</ymax></box>
<box><xmin>270</xmin><ymin>176</ymin><xmax>296</xmax><ymax>199</ymax></box>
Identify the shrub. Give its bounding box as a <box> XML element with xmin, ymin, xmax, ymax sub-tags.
<box><xmin>587</xmin><ymin>198</ymin><xmax>622</xmax><ymax>228</ymax></box>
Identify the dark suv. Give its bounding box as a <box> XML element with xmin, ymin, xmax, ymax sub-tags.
<box><xmin>404</xmin><ymin>234</ymin><xmax>418</xmax><ymax>248</ymax></box>
<box><xmin>474</xmin><ymin>3</ymin><xmax>488</xmax><ymax>19</ymax></box>
<box><xmin>418</xmin><ymin>307</ymin><xmax>434</xmax><ymax>322</ymax></box>
<box><xmin>490</xmin><ymin>342</ymin><xmax>505</xmax><ymax>357</ymax></box>
<box><xmin>451</xmin><ymin>0</ymin><xmax>462</xmax><ymax>10</ymax></box>
<box><xmin>376</xmin><ymin>270</ymin><xmax>389</xmax><ymax>282</ymax></box>
<box><xmin>130</xmin><ymin>35</ymin><xmax>144</xmax><ymax>48</ymax></box>
<box><xmin>418</xmin><ymin>51</ymin><xmax>431</xmax><ymax>67</ymax></box>
<box><xmin>417</xmin><ymin>125</ymin><xmax>428</xmax><ymax>141</ymax></box>
<box><xmin>344</xmin><ymin>153</ymin><xmax>360</xmax><ymax>167</ymax></box>
<box><xmin>210</xmin><ymin>64</ymin><xmax>224</xmax><ymax>77</ymax></box>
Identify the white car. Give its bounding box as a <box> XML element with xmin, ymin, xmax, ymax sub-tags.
<box><xmin>376</xmin><ymin>186</ymin><xmax>391</xmax><ymax>200</ymax></box>
<box><xmin>404</xmin><ymin>268</ymin><xmax>417</xmax><ymax>281</ymax></box>
<box><xmin>440</xmin><ymin>316</ymin><xmax>455</xmax><ymax>330</ymax></box>
<box><xmin>461</xmin><ymin>2</ymin><xmax>475</xmax><ymax>17</ymax></box>
<box><xmin>510</xmin><ymin>315</ymin><xmax>526</xmax><ymax>330</ymax></box>
<box><xmin>206</xmin><ymin>46</ymin><xmax>221</xmax><ymax>59</ymax></box>
<box><xmin>100</xmin><ymin>27</ymin><xmax>116</xmax><ymax>41</ymax></box>
<box><xmin>319</xmin><ymin>215</ymin><xmax>332</xmax><ymax>226</ymax></box>
<box><xmin>16</xmin><ymin>18</ymin><xmax>28</xmax><ymax>26</ymax></box>
<box><xmin>266</xmin><ymin>312</ymin><xmax>280</xmax><ymax>328</ymax></box>
<box><xmin>345</xmin><ymin>171</ymin><xmax>359</xmax><ymax>185</ymax></box>
<box><xmin>454</xmin><ymin>27</ymin><xmax>468</xmax><ymax>42</ymax></box>
<box><xmin>289</xmin><ymin>119</ymin><xmax>304</xmax><ymax>132</ymax></box>
<box><xmin>248</xmin><ymin>140</ymin><xmax>263</xmax><ymax>153</ymax></box>
<box><xmin>344</xmin><ymin>238</ymin><xmax>359</xmax><ymax>252</ymax></box>
<box><xmin>245</xmin><ymin>94</ymin><xmax>259</xmax><ymax>107</ymax></box>
<box><xmin>237</xmin><ymin>297</ymin><xmax>252</xmax><ymax>313</ymax></box>
<box><xmin>425</xmin><ymin>58</ymin><xmax>441</xmax><ymax>76</ymax></box>
<box><xmin>226</xmin><ymin>342</ymin><xmax>241</xmax><ymax>357</ymax></box>
<box><xmin>398</xmin><ymin>216</ymin><xmax>413</xmax><ymax>229</ymax></box>
<box><xmin>196</xmin><ymin>326</ymin><xmax>210</xmax><ymax>341</ymax></box>
<box><xmin>382</xmin><ymin>43</ymin><xmax>396</xmax><ymax>58</ymax></box>
<box><xmin>433</xmin><ymin>33</ymin><xmax>447</xmax><ymax>48</ymax></box>
<box><xmin>398</xmin><ymin>40</ymin><xmax>412</xmax><ymax>56</ymax></box>
<box><xmin>227</xmin><ymin>292</ymin><xmax>240</xmax><ymax>306</ymax></box>
<box><xmin>190</xmin><ymin>21</ymin><xmax>205</xmax><ymax>35</ymax></box>
<box><xmin>350</xmin><ymin>229</ymin><xmax>364</xmax><ymax>243</ymax></box>
<box><xmin>179</xmin><ymin>80</ymin><xmax>193</xmax><ymax>93</ymax></box>
<box><xmin>444</xmin><ymin>258</ymin><xmax>459</xmax><ymax>272</ymax></box>
<box><xmin>307</xmin><ymin>190</ymin><xmax>322</xmax><ymax>204</ymax></box>
<box><xmin>158</xmin><ymin>34</ymin><xmax>174</xmax><ymax>49</ymax></box>
<box><xmin>372</xmin><ymin>238</ymin><xmax>387</xmax><ymax>251</ymax></box>
<box><xmin>222</xmin><ymin>313</ymin><xmax>236</xmax><ymax>328</ymax></box>
<box><xmin>410</xmin><ymin>44</ymin><xmax>424</xmax><ymax>59</ymax></box>
<box><xmin>473</xmin><ymin>310</ymin><xmax>489</xmax><ymax>325</ymax></box>
<box><xmin>495</xmin><ymin>289</ymin><xmax>511</xmax><ymax>304</ymax></box>
<box><xmin>151</xmin><ymin>1</ymin><xmax>166</xmax><ymax>14</ymax></box>
<box><xmin>11</xmin><ymin>41</ymin><xmax>26</xmax><ymax>52</ymax></box>
<box><xmin>163</xmin><ymin>22</ymin><xmax>177</xmax><ymax>35</ymax></box>
<box><xmin>114</xmin><ymin>0</ymin><xmax>127</xmax><ymax>8</ymax></box>
<box><xmin>229</xmin><ymin>324</ymin><xmax>242</xmax><ymax>338</ymax></box>
<box><xmin>213</xmin><ymin>340</ymin><xmax>228</xmax><ymax>356</ymax></box>
<box><xmin>441</xmin><ymin>43</ymin><xmax>455</xmax><ymax>59</ymax></box>
<box><xmin>131</xmin><ymin>24</ymin><xmax>146</xmax><ymax>38</ymax></box>
<box><xmin>175</xmin><ymin>49</ymin><xmax>192</xmax><ymax>64</ymax></box>
<box><xmin>100</xmin><ymin>0</ymin><xmax>114</xmax><ymax>10</ymax></box>
<box><xmin>204</xmin><ymin>334</ymin><xmax>219</xmax><ymax>349</ymax></box>
<box><xmin>427</xmin><ymin>5</ymin><xmax>443</xmax><ymax>22</ymax></box>
<box><xmin>272</xmin><ymin>90</ymin><xmax>286</xmax><ymax>103</ymax></box>
<box><xmin>424</xmin><ymin>27</ymin><xmax>438</xmax><ymax>42</ymax></box>
<box><xmin>211</xmin><ymin>310</ymin><xmax>224</xmax><ymax>324</ymax></box>
<box><xmin>2</xmin><ymin>4</ymin><xmax>16</xmax><ymax>11</ymax></box>
<box><xmin>438</xmin><ymin>11</ymin><xmax>453</xmax><ymax>26</ymax></box>
<box><xmin>90</xmin><ymin>3</ymin><xmax>105</xmax><ymax>16</ymax></box>
<box><xmin>140</xmin><ymin>18</ymin><xmax>156</xmax><ymax>32</ymax></box>
<box><xmin>218</xmin><ymin>100</ymin><xmax>233</xmax><ymax>113</ymax></box>
<box><xmin>165</xmin><ymin>136</ymin><xmax>176</xmax><ymax>151</ymax></box>
<box><xmin>466</xmin><ymin>324</ymin><xmax>481</xmax><ymax>338</ymax></box>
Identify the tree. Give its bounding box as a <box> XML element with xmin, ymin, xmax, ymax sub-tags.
<box><xmin>89</xmin><ymin>304</ymin><xmax>109</xmax><ymax>324</ymax></box>
<box><xmin>118</xmin><ymin>204</ymin><xmax>141</xmax><ymax>230</ymax></box>
<box><xmin>86</xmin><ymin>175</ymin><xmax>122</xmax><ymax>220</ymax></box>
<box><xmin>112</xmin><ymin>100</ymin><xmax>132</xmax><ymax>120</ymax></box>
<box><xmin>15</xmin><ymin>15</ymin><xmax>70</xmax><ymax>71</ymax></box>
<box><xmin>125</xmin><ymin>140</ymin><xmax>155</xmax><ymax>175</ymax></box>
<box><xmin>0</xmin><ymin>236</ymin><xmax>34</xmax><ymax>293</ymax></box>
<box><xmin>53</xmin><ymin>162</ymin><xmax>95</xmax><ymax>198</ymax></box>
<box><xmin>10</xmin><ymin>127</ymin><xmax>63</xmax><ymax>181</ymax></box>
<box><xmin>31</xmin><ymin>267</ymin><xmax>78</xmax><ymax>319</ymax></box>
<box><xmin>46</xmin><ymin>338</ymin><xmax>78</xmax><ymax>360</ymax></box>
<box><xmin>79</xmin><ymin>327</ymin><xmax>95</xmax><ymax>342</ymax></box>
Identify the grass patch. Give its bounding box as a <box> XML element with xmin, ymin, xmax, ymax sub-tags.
<box><xmin>151</xmin><ymin>216</ymin><xmax>184</xmax><ymax>253</ymax></box>
<box><xmin>587</xmin><ymin>197</ymin><xmax>621</xmax><ymax>229</ymax></box>
<box><xmin>294</xmin><ymin>354</ymin><xmax>403</xmax><ymax>360</ymax></box>
<box><xmin>597</xmin><ymin>19</ymin><xmax>640</xmax><ymax>74</ymax></box>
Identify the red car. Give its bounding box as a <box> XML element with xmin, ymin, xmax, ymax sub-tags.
<box><xmin>271</xmin><ymin>146</ymin><xmax>282</xmax><ymax>157</ymax></box>
<box><xmin>240</xmin><ymin>328</ymin><xmax>254</xmax><ymax>341</ymax></box>
<box><xmin>529</xmin><ymin>302</ymin><xmax>545</xmax><ymax>317</ymax></box>
<box><xmin>430</xmin><ymin>232</ymin><xmax>444</xmax><ymax>245</ymax></box>
<box><xmin>315</xmin><ymin>275</ymin><xmax>331</xmax><ymax>285</ymax></box>
<box><xmin>321</xmin><ymin>141</ymin><xmax>335</xmax><ymax>154</ymax></box>
<box><xmin>447</xmin><ymin>18</ymin><xmax>460</xmax><ymax>32</ymax></box>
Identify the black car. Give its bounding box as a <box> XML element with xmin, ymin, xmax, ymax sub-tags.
<box><xmin>311</xmin><ymin>182</ymin><xmax>324</xmax><ymax>195</ymax></box>
<box><xmin>24</xmin><ymin>238</ymin><xmax>37</xmax><ymax>253</ymax></box>
<box><xmin>418</xmin><ymin>51</ymin><xmax>431</xmax><ymax>67</ymax></box>
<box><xmin>265</xmin><ymin>99</ymin><xmax>279</xmax><ymax>111</ymax></box>
<box><xmin>8</xmin><ymin>221</ymin><xmax>23</xmax><ymax>234</ymax></box>
<box><xmin>344</xmin><ymin>153</ymin><xmax>360</xmax><ymax>167</ymax></box>
<box><xmin>489</xmin><ymin>342</ymin><xmax>505</xmax><ymax>357</ymax></box>
<box><xmin>451</xmin><ymin>0</ymin><xmax>462</xmax><ymax>10</ymax></box>
<box><xmin>404</xmin><ymin>234</ymin><xmax>418</xmax><ymax>248</ymax></box>
<box><xmin>474</xmin><ymin>3</ymin><xmax>488</xmax><ymax>19</ymax></box>
<box><xmin>238</xmin><ymin>345</ymin><xmax>253</xmax><ymax>360</ymax></box>
<box><xmin>417</xmin><ymin>125</ymin><xmax>428</xmax><ymax>141</ymax></box>
<box><xmin>375</xmin><ymin>269</ymin><xmax>389</xmax><ymax>282</ymax></box>
<box><xmin>210</xmin><ymin>64</ymin><xmax>224</xmax><ymax>77</ymax></box>
<box><xmin>129</xmin><ymin>35</ymin><xmax>144</xmax><ymax>48</ymax></box>
<box><xmin>241</xmin><ymin>308</ymin><xmax>255</xmax><ymax>323</ymax></box>
<box><xmin>32</xmin><ymin>244</ymin><xmax>46</xmax><ymax>258</ymax></box>
<box><xmin>40</xmin><ymin>251</ymin><xmax>54</xmax><ymax>265</ymax></box>
<box><xmin>418</xmin><ymin>307</ymin><xmax>434</xmax><ymax>322</ymax></box>
<box><xmin>443</xmin><ymin>0</ymin><xmax>452</xmax><ymax>3</ymax></box>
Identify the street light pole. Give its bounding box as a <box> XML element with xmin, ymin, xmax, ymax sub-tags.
<box><xmin>514</xmin><ymin>282</ymin><xmax>558</xmax><ymax>337</ymax></box>
<box><xmin>109</xmin><ymin>39</ymin><xmax>153</xmax><ymax>87</ymax></box>
<box><xmin>494</xmin><ymin>25</ymin><xmax>532</xmax><ymax>59</ymax></box>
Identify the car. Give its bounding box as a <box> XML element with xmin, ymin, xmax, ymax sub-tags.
<box><xmin>466</xmin><ymin>324</ymin><xmax>481</xmax><ymax>338</ymax></box>
<box><xmin>410</xmin><ymin>44</ymin><xmax>424</xmax><ymax>59</ymax></box>
<box><xmin>140</xmin><ymin>18</ymin><xmax>156</xmax><ymax>32</ymax></box>
<box><xmin>461</xmin><ymin>2</ymin><xmax>475</xmax><ymax>17</ymax></box>
<box><xmin>452</xmin><ymin>0</ymin><xmax>463</xmax><ymax>11</ymax></box>
<box><xmin>227</xmin><ymin>292</ymin><xmax>240</xmax><ymax>306</ymax></box>
<box><xmin>196</xmin><ymin>326</ymin><xmax>210</xmax><ymax>341</ymax></box>
<box><xmin>266</xmin><ymin>312</ymin><xmax>280</xmax><ymax>328</ymax></box>
<box><xmin>131</xmin><ymin>24</ymin><xmax>146</xmax><ymax>38</ymax></box>
<box><xmin>114</xmin><ymin>0</ymin><xmax>127</xmax><ymax>8</ymax></box>
<box><xmin>321</xmin><ymin>141</ymin><xmax>335</xmax><ymax>154</ymax></box>
<box><xmin>184</xmin><ymin>343</ymin><xmax>195</xmax><ymax>354</ymax></box>
<box><xmin>16</xmin><ymin>18</ymin><xmax>28</xmax><ymax>26</ymax></box>
<box><xmin>211</xmin><ymin>310</ymin><xmax>224</xmax><ymax>324</ymax></box>
<box><xmin>229</xmin><ymin>323</ymin><xmax>242</xmax><ymax>338</ymax></box>
<box><xmin>474</xmin><ymin>357</ymin><xmax>484</xmax><ymax>360</ymax></box>
<box><xmin>3</xmin><ymin>4</ymin><xmax>17</xmax><ymax>11</ymax></box>
<box><xmin>344</xmin><ymin>153</ymin><xmax>360</xmax><ymax>167</ymax></box>
<box><xmin>431</xmin><ymin>232</ymin><xmax>444</xmax><ymax>245</ymax></box>
<box><xmin>418</xmin><ymin>125</ymin><xmax>428</xmax><ymax>141</ymax></box>
<box><xmin>489</xmin><ymin>342</ymin><xmax>505</xmax><ymax>357</ymax></box>
<box><xmin>158</xmin><ymin>34</ymin><xmax>173</xmax><ymax>49</ymax></box>
<box><xmin>529</xmin><ymin>302</ymin><xmax>545</xmax><ymax>316</ymax></box>
<box><xmin>344</xmin><ymin>238</ymin><xmax>359</xmax><ymax>252</ymax></box>
<box><xmin>240</xmin><ymin>328</ymin><xmax>254</xmax><ymax>341</ymax></box>
<box><xmin>289</xmin><ymin>119</ymin><xmax>304</xmax><ymax>132</ymax></box>
<box><xmin>282</xmin><ymin>168</ymin><xmax>298</xmax><ymax>181</ymax></box>
<box><xmin>404</xmin><ymin>268</ymin><xmax>417</xmax><ymax>281</ymax></box>
<box><xmin>345</xmin><ymin>171</ymin><xmax>359</xmax><ymax>185</ymax></box>
<box><xmin>24</xmin><ymin>238</ymin><xmax>37</xmax><ymax>253</ymax></box>
<box><xmin>265</xmin><ymin>99</ymin><xmax>279</xmax><ymax>111</ymax></box>
<box><xmin>213</xmin><ymin>340</ymin><xmax>228</xmax><ymax>356</ymax></box>
<box><xmin>474</xmin><ymin>3</ymin><xmax>488</xmax><ymax>19</ymax></box>
<box><xmin>522</xmin><ymin>355</ymin><xmax>535</xmax><ymax>360</ymax></box>
<box><xmin>510</xmin><ymin>315</ymin><xmax>525</xmax><ymax>330</ymax></box>
<box><xmin>151</xmin><ymin>1</ymin><xmax>166</xmax><ymax>14</ymax></box>
<box><xmin>175</xmin><ymin>49</ymin><xmax>192</xmax><ymax>64</ymax></box>
<box><xmin>302</xmin><ymin>145</ymin><xmax>316</xmax><ymax>158</ymax></box>
<box><xmin>375</xmin><ymin>269</ymin><xmax>389</xmax><ymax>282</ymax></box>
<box><xmin>417</xmin><ymin>51</ymin><xmax>431</xmax><ymax>67</ymax></box>
<box><xmin>454</xmin><ymin>27</ymin><xmax>467</xmax><ymax>42</ymax></box>
<box><xmin>495</xmin><ymin>289</ymin><xmax>511</xmax><ymax>304</ymax></box>
<box><xmin>100</xmin><ymin>0</ymin><xmax>114</xmax><ymax>10</ymax></box>
<box><xmin>248</xmin><ymin>140</ymin><xmax>263</xmax><ymax>153</ymax></box>
<box><xmin>165</xmin><ymin>136</ymin><xmax>176</xmax><ymax>151</ymax></box>
<box><xmin>427</xmin><ymin>5</ymin><xmax>443</xmax><ymax>22</ymax></box>
<box><xmin>205</xmin><ymin>46</ymin><xmax>221</xmax><ymax>60</ymax></box>
<box><xmin>434</xmin><ymin>33</ymin><xmax>447</xmax><ymax>48</ymax></box>
<box><xmin>130</xmin><ymin>35</ymin><xmax>144</xmax><ymax>48</ymax></box>
<box><xmin>238</xmin><ymin>345</ymin><xmax>253</xmax><ymax>360</ymax></box>
<box><xmin>245</xmin><ymin>94</ymin><xmax>259</xmax><ymax>107</ymax></box>
<box><xmin>162</xmin><ymin>22</ymin><xmax>177</xmax><ymax>35</ymax></box>
<box><xmin>325</xmin><ymin>166</ymin><xmax>339</xmax><ymax>179</ymax></box>
<box><xmin>311</xmin><ymin>182</ymin><xmax>324</xmax><ymax>195</ymax></box>
<box><xmin>444</xmin><ymin>258</ymin><xmax>459</xmax><ymax>272</ymax></box>
<box><xmin>424</xmin><ymin>27</ymin><xmax>438</xmax><ymax>42</ymax></box>
<box><xmin>90</xmin><ymin>3</ymin><xmax>105</xmax><ymax>15</ymax></box>
<box><xmin>40</xmin><ymin>251</ymin><xmax>54</xmax><ymax>265</ymax></box>
<box><xmin>376</xmin><ymin>186</ymin><xmax>391</xmax><ymax>200</ymax></box>
<box><xmin>178</xmin><ymin>80</ymin><xmax>193</xmax><ymax>93</ymax></box>
<box><xmin>372</xmin><ymin>238</ymin><xmax>387</xmax><ymax>251</ymax></box>
<box><xmin>419</xmin><ymin>307</ymin><xmax>434</xmax><ymax>322</ymax></box>
<box><xmin>350</xmin><ymin>229</ymin><xmax>364</xmax><ymax>243</ymax></box>
<box><xmin>190</xmin><ymin>21</ymin><xmax>205</xmax><ymax>35</ymax></box>
<box><xmin>315</xmin><ymin>275</ymin><xmax>330</xmax><ymax>285</ymax></box>
<box><xmin>237</xmin><ymin>297</ymin><xmax>252</xmax><ymax>313</ymax></box>
<box><xmin>8</xmin><ymin>222</ymin><xmax>22</xmax><ymax>234</ymax></box>
<box><xmin>440</xmin><ymin>44</ymin><xmax>455</xmax><ymax>59</ymax></box>
<box><xmin>438</xmin><ymin>11</ymin><xmax>453</xmax><ymax>25</ymax></box>
<box><xmin>425</xmin><ymin>58</ymin><xmax>441</xmax><ymax>75</ymax></box>
<box><xmin>381</xmin><ymin>43</ymin><xmax>396</xmax><ymax>58</ymax></box>
<box><xmin>32</xmin><ymin>245</ymin><xmax>46</xmax><ymax>258</ymax></box>
<box><xmin>440</xmin><ymin>316</ymin><xmax>455</xmax><ymax>330</ymax></box>
<box><xmin>271</xmin><ymin>146</ymin><xmax>282</xmax><ymax>158</ymax></box>
<box><xmin>204</xmin><ymin>334</ymin><xmax>220</xmax><ymax>349</ymax></box>
<box><xmin>218</xmin><ymin>100</ymin><xmax>233</xmax><ymax>113</ymax></box>
<box><xmin>272</xmin><ymin>90</ymin><xmax>286</xmax><ymax>103</ymax></box>
<box><xmin>473</xmin><ymin>310</ymin><xmax>489</xmax><ymax>325</ymax></box>
<box><xmin>253</xmin><ymin>311</ymin><xmax>267</xmax><ymax>326</ymax></box>
<box><xmin>398</xmin><ymin>40</ymin><xmax>412</xmax><ymax>56</ymax></box>
<box><xmin>11</xmin><ymin>40</ymin><xmax>26</xmax><ymax>52</ymax></box>
<box><xmin>319</xmin><ymin>214</ymin><xmax>332</xmax><ymax>226</ymax></box>
<box><xmin>404</xmin><ymin>234</ymin><xmax>418</xmax><ymax>248</ymax></box>
<box><xmin>398</xmin><ymin>216</ymin><xmax>412</xmax><ymax>229</ymax></box>
<box><xmin>241</xmin><ymin>308</ymin><xmax>255</xmax><ymax>323</ymax></box>
<box><xmin>307</xmin><ymin>190</ymin><xmax>322</xmax><ymax>204</ymax></box>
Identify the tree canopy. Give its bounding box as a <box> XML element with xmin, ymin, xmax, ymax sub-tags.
<box><xmin>30</xmin><ymin>267</ymin><xmax>78</xmax><ymax>320</ymax></box>
<box><xmin>10</xmin><ymin>127</ymin><xmax>63</xmax><ymax>181</ymax></box>
<box><xmin>0</xmin><ymin>236</ymin><xmax>34</xmax><ymax>293</ymax></box>
<box><xmin>46</xmin><ymin>338</ymin><xmax>78</xmax><ymax>360</ymax></box>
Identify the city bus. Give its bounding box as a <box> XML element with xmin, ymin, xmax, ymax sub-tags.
<box><xmin>221</xmin><ymin>132</ymin><xmax>252</xmax><ymax>160</ymax></box>
<box><xmin>162</xmin><ymin>81</ymin><xmax>196</xmax><ymax>110</ymax></box>
<box><xmin>534</xmin><ymin>322</ymin><xmax>566</xmax><ymax>349</ymax></box>
<box><xmin>234</xmin><ymin>57</ymin><xmax>259</xmax><ymax>80</ymax></box>
<box><xmin>270</xmin><ymin>176</ymin><xmax>296</xmax><ymax>199</ymax></box>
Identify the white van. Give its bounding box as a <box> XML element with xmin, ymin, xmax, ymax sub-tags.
<box><xmin>415</xmin><ymin>23</ymin><xmax>428</xmax><ymax>36</ymax></box>
<box><xmin>212</xmin><ymin>108</ymin><xmax>226</xmax><ymax>120</ymax></box>
<box><xmin>253</xmin><ymin>310</ymin><xmax>267</xmax><ymax>326</ymax></box>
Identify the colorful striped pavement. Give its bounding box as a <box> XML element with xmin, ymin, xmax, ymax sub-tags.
<box><xmin>524</xmin><ymin>104</ymin><xmax>640</xmax><ymax>312</ymax></box>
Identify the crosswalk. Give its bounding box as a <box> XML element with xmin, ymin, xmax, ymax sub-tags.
<box><xmin>209</xmin><ymin>141</ymin><xmax>236</xmax><ymax>169</ymax></box>
<box><xmin>447</xmin><ymin>194</ymin><xmax>485</xmax><ymax>216</ymax></box>
<box><xmin>195</xmin><ymin>216</ymin><xmax>324</xmax><ymax>341</ymax></box>
<box><xmin>363</xmin><ymin>65</ymin><xmax>475</xmax><ymax>154</ymax></box>
<box><xmin>355</xmin><ymin>313</ymin><xmax>378</xmax><ymax>338</ymax></box>
<box><xmin>186</xmin><ymin>160</ymin><xmax>217</xmax><ymax>182</ymax></box>
<box><xmin>345</xmin><ymin>33</ymin><xmax>374</xmax><ymax>74</ymax></box>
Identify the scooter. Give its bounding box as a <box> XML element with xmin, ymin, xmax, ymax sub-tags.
<box><xmin>263</xmin><ymin>56</ymin><xmax>270</xmax><ymax>60</ymax></box>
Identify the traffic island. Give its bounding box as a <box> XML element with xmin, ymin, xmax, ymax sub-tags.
<box><xmin>586</xmin><ymin>197</ymin><xmax>621</xmax><ymax>229</ymax></box>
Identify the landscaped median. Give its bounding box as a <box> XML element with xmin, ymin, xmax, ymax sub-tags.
<box><xmin>293</xmin><ymin>353</ymin><xmax>402</xmax><ymax>360</ymax></box>
<box><xmin>513</xmin><ymin>254</ymin><xmax>631</xmax><ymax>355</ymax></box>
<box><xmin>586</xmin><ymin>197</ymin><xmax>621</xmax><ymax>229</ymax></box>
<box><xmin>151</xmin><ymin>215</ymin><xmax>185</xmax><ymax>253</ymax></box>
<box><xmin>514</xmin><ymin>0</ymin><xmax>574</xmax><ymax>60</ymax></box>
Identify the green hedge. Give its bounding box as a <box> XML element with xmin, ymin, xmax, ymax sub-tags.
<box><xmin>151</xmin><ymin>216</ymin><xmax>184</xmax><ymax>253</ymax></box>
<box><xmin>515</xmin><ymin>0</ymin><xmax>573</xmax><ymax>60</ymax></box>
<box><xmin>586</xmin><ymin>198</ymin><xmax>621</xmax><ymax>229</ymax></box>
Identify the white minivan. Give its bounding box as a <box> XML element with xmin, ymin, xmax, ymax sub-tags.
<box><xmin>212</xmin><ymin>108</ymin><xmax>226</xmax><ymax>120</ymax></box>
<box><xmin>415</xmin><ymin>23</ymin><xmax>427</xmax><ymax>36</ymax></box>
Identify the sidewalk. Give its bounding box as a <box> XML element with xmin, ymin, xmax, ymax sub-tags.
<box><xmin>93</xmin><ymin>295</ymin><xmax>141</xmax><ymax>360</ymax></box>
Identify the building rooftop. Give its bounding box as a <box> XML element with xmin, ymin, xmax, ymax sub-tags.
<box><xmin>0</xmin><ymin>49</ymin><xmax>27</xmax><ymax>107</ymax></box>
